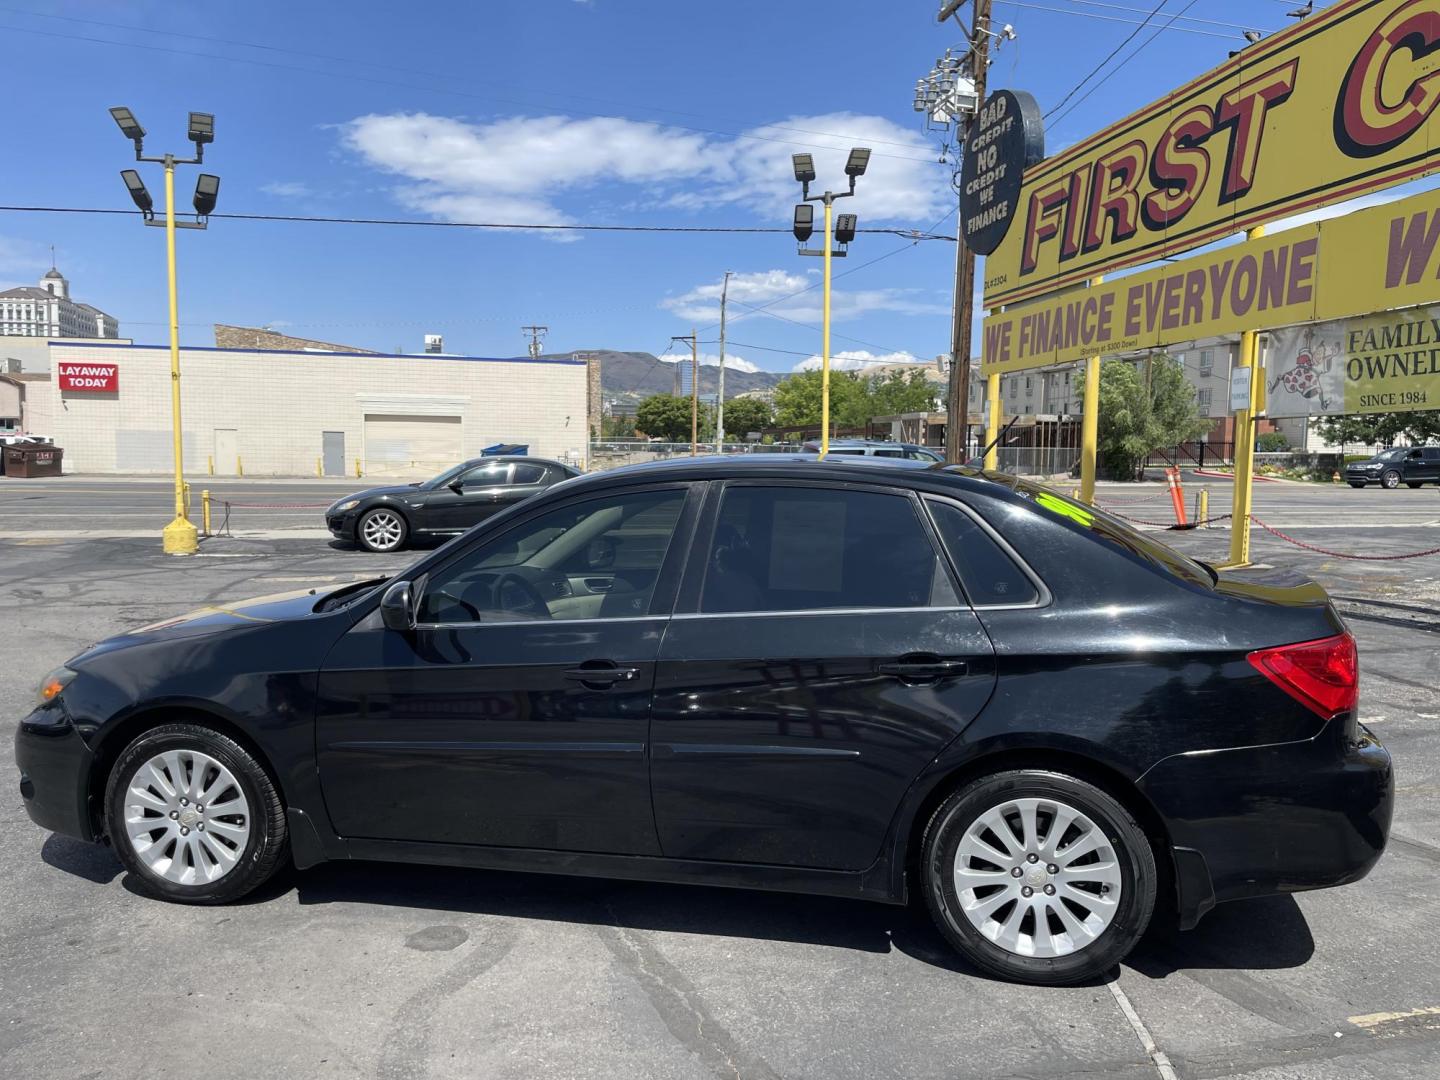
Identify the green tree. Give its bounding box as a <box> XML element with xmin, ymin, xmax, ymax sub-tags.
<box><xmin>721</xmin><ymin>396</ymin><xmax>774</xmax><ymax>438</ymax></box>
<box><xmin>1314</xmin><ymin>411</ymin><xmax>1440</xmax><ymax>446</ymax></box>
<box><xmin>773</xmin><ymin>370</ymin><xmax>871</xmax><ymax>428</ymax></box>
<box><xmin>1097</xmin><ymin>354</ymin><xmax>1210</xmax><ymax>479</ymax></box>
<box><xmin>868</xmin><ymin>369</ymin><xmax>940</xmax><ymax>416</ymax></box>
<box><xmin>635</xmin><ymin>394</ymin><xmax>696</xmax><ymax>441</ymax></box>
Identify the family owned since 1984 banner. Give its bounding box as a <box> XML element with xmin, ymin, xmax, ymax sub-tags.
<box><xmin>1266</xmin><ymin>305</ymin><xmax>1440</xmax><ymax>417</ymax></box>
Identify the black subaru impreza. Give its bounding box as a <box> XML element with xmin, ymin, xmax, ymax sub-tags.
<box><xmin>15</xmin><ymin>456</ymin><xmax>1392</xmax><ymax>985</ymax></box>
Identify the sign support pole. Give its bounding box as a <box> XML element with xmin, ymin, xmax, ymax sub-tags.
<box><xmin>1078</xmin><ymin>275</ymin><xmax>1103</xmax><ymax>505</ymax></box>
<box><xmin>1225</xmin><ymin>226</ymin><xmax>1267</xmax><ymax>568</ymax></box>
<box><xmin>983</xmin><ymin>372</ymin><xmax>1001</xmax><ymax>469</ymax></box>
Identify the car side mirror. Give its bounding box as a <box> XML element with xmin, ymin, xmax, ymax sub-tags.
<box><xmin>379</xmin><ymin>580</ymin><xmax>416</xmax><ymax>633</ymax></box>
<box><xmin>448</xmin><ymin>478</ymin><xmax>465</xmax><ymax>494</ymax></box>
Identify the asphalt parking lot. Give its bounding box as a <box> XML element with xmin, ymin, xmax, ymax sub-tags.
<box><xmin>2</xmin><ymin>474</ymin><xmax>1438</xmax><ymax>1079</ymax></box>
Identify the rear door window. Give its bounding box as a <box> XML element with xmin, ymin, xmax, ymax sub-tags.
<box><xmin>701</xmin><ymin>485</ymin><xmax>956</xmax><ymax>613</ymax></box>
<box><xmin>926</xmin><ymin>499</ymin><xmax>1040</xmax><ymax>606</ymax></box>
<box><xmin>511</xmin><ymin>462</ymin><xmax>549</xmax><ymax>484</ymax></box>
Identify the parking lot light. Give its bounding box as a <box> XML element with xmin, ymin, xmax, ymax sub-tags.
<box><xmin>120</xmin><ymin>170</ymin><xmax>153</xmax><ymax>216</ymax></box>
<box><xmin>791</xmin><ymin>153</ymin><xmax>816</xmax><ymax>184</ymax></box>
<box><xmin>187</xmin><ymin>111</ymin><xmax>215</xmax><ymax>148</ymax></box>
<box><xmin>844</xmin><ymin>147</ymin><xmax>871</xmax><ymax>177</ymax></box>
<box><xmin>792</xmin><ymin>204</ymin><xmax>814</xmax><ymax>242</ymax></box>
<box><xmin>109</xmin><ymin>105</ymin><xmax>145</xmax><ymax>145</ymax></box>
<box><xmin>193</xmin><ymin>174</ymin><xmax>220</xmax><ymax>217</ymax></box>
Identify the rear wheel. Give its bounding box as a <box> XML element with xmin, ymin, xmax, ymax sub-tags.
<box><xmin>1381</xmin><ymin>469</ymin><xmax>1401</xmax><ymax>489</ymax></box>
<box><xmin>358</xmin><ymin>508</ymin><xmax>408</xmax><ymax>552</ymax></box>
<box><xmin>921</xmin><ymin>769</ymin><xmax>1156</xmax><ymax>985</ymax></box>
<box><xmin>105</xmin><ymin>724</ymin><xmax>287</xmax><ymax>904</ymax></box>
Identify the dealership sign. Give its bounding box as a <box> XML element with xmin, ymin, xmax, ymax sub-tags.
<box><xmin>1268</xmin><ymin>305</ymin><xmax>1440</xmax><ymax>416</ymax></box>
<box><xmin>982</xmin><ymin>183</ymin><xmax>1440</xmax><ymax>374</ymax></box>
<box><xmin>982</xmin><ymin>0</ymin><xmax>1440</xmax><ymax>309</ymax></box>
<box><xmin>56</xmin><ymin>362</ymin><xmax>118</xmax><ymax>392</ymax></box>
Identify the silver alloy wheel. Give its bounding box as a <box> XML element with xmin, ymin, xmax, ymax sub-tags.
<box><xmin>1382</xmin><ymin>470</ymin><xmax>1400</xmax><ymax>489</ymax></box>
<box><xmin>122</xmin><ymin>749</ymin><xmax>251</xmax><ymax>886</ymax></box>
<box><xmin>361</xmin><ymin>510</ymin><xmax>404</xmax><ymax>551</ymax></box>
<box><xmin>953</xmin><ymin>796</ymin><xmax>1122</xmax><ymax>959</ymax></box>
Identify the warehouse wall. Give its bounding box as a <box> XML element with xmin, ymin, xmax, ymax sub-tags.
<box><xmin>44</xmin><ymin>343</ymin><xmax>588</xmax><ymax>476</ymax></box>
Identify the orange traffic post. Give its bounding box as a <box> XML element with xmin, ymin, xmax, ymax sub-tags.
<box><xmin>1165</xmin><ymin>467</ymin><xmax>1187</xmax><ymax>527</ymax></box>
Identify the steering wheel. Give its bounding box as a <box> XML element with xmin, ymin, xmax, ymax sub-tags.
<box><xmin>493</xmin><ymin>571</ymin><xmax>551</xmax><ymax>619</ymax></box>
<box><xmin>427</xmin><ymin>589</ymin><xmax>481</xmax><ymax>623</ymax></box>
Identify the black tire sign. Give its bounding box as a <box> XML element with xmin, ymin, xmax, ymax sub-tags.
<box><xmin>960</xmin><ymin>89</ymin><xmax>1045</xmax><ymax>256</ymax></box>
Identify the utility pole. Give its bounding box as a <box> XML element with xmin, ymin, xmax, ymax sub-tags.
<box><xmin>716</xmin><ymin>270</ymin><xmax>732</xmax><ymax>448</ymax></box>
<box><xmin>946</xmin><ymin>0</ymin><xmax>992</xmax><ymax>465</ymax></box>
<box><xmin>522</xmin><ymin>324</ymin><xmax>548</xmax><ymax>360</ymax></box>
<box><xmin>669</xmin><ymin>331</ymin><xmax>700</xmax><ymax>456</ymax></box>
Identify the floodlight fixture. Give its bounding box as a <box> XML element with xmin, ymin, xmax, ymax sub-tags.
<box><xmin>791</xmin><ymin>153</ymin><xmax>816</xmax><ymax>184</ymax></box>
<box><xmin>187</xmin><ymin>111</ymin><xmax>215</xmax><ymax>146</ymax></box>
<box><xmin>845</xmin><ymin>148</ymin><xmax>872</xmax><ymax>178</ymax></box>
<box><xmin>120</xmin><ymin>169</ymin><xmax>153</xmax><ymax>214</ymax></box>
<box><xmin>835</xmin><ymin>214</ymin><xmax>857</xmax><ymax>244</ymax></box>
<box><xmin>793</xmin><ymin>204</ymin><xmax>814</xmax><ymax>242</ymax></box>
<box><xmin>109</xmin><ymin>106</ymin><xmax>146</xmax><ymax>143</ymax></box>
<box><xmin>193</xmin><ymin>173</ymin><xmax>220</xmax><ymax>217</ymax></box>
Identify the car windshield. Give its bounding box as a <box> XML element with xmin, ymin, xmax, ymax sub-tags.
<box><xmin>420</xmin><ymin>463</ymin><xmax>470</xmax><ymax>490</ymax></box>
<box><xmin>1010</xmin><ymin>479</ymin><xmax>1215</xmax><ymax>587</ymax></box>
<box><xmin>1378</xmin><ymin>448</ymin><xmax>1407</xmax><ymax>461</ymax></box>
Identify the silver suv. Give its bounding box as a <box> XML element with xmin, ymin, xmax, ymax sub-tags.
<box><xmin>803</xmin><ymin>439</ymin><xmax>944</xmax><ymax>462</ymax></box>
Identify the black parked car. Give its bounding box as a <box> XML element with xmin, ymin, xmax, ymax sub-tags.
<box><xmin>326</xmin><ymin>455</ymin><xmax>578</xmax><ymax>551</ymax></box>
<box><xmin>1345</xmin><ymin>446</ymin><xmax>1440</xmax><ymax>488</ymax></box>
<box><xmin>16</xmin><ymin>457</ymin><xmax>1391</xmax><ymax>985</ymax></box>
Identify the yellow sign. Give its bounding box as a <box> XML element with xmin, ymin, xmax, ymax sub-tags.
<box><xmin>983</xmin><ymin>0</ymin><xmax>1440</xmax><ymax>309</ymax></box>
<box><xmin>1269</xmin><ymin>306</ymin><xmax>1440</xmax><ymax>415</ymax></box>
<box><xmin>982</xmin><ymin>183</ymin><xmax>1440</xmax><ymax>375</ymax></box>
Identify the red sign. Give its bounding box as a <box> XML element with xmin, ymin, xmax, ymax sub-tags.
<box><xmin>57</xmin><ymin>362</ymin><xmax>119</xmax><ymax>393</ymax></box>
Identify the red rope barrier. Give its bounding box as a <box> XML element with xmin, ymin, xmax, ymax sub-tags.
<box><xmin>223</xmin><ymin>501</ymin><xmax>332</xmax><ymax>509</ymax></box>
<box><xmin>1249</xmin><ymin>516</ymin><xmax>1440</xmax><ymax>560</ymax></box>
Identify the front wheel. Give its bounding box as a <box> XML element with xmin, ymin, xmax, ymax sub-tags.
<box><xmin>105</xmin><ymin>724</ymin><xmax>287</xmax><ymax>904</ymax></box>
<box><xmin>921</xmin><ymin>769</ymin><xmax>1157</xmax><ymax>985</ymax></box>
<box><xmin>357</xmin><ymin>507</ymin><xmax>408</xmax><ymax>552</ymax></box>
<box><xmin>1381</xmin><ymin>469</ymin><xmax>1401</xmax><ymax>489</ymax></box>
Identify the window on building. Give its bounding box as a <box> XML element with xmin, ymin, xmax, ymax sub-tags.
<box><xmin>1197</xmin><ymin>388</ymin><xmax>1213</xmax><ymax>411</ymax></box>
<box><xmin>1199</xmin><ymin>349</ymin><xmax>1214</xmax><ymax>375</ymax></box>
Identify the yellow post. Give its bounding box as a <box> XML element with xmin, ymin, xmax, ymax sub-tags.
<box><xmin>1226</xmin><ymin>226</ymin><xmax>1267</xmax><ymax>567</ymax></box>
<box><xmin>316</xmin><ymin>457</ymin><xmax>322</xmax><ymax>477</ymax></box>
<box><xmin>983</xmin><ymin>372</ymin><xmax>1001</xmax><ymax>469</ymax></box>
<box><xmin>1199</xmin><ymin>488</ymin><xmax>1209</xmax><ymax>529</ymax></box>
<box><xmin>237</xmin><ymin>455</ymin><xmax>244</xmax><ymax>478</ymax></box>
<box><xmin>160</xmin><ymin>159</ymin><xmax>198</xmax><ymax>555</ymax></box>
<box><xmin>207</xmin><ymin>455</ymin><xmax>214</xmax><ymax>476</ymax></box>
<box><xmin>201</xmin><ymin>489</ymin><xmax>211</xmax><ymax>537</ymax></box>
<box><xmin>820</xmin><ymin>198</ymin><xmax>834</xmax><ymax>460</ymax></box>
<box><xmin>355</xmin><ymin>457</ymin><xmax>362</xmax><ymax>478</ymax></box>
<box><xmin>1078</xmin><ymin>275</ymin><xmax>1104</xmax><ymax>505</ymax></box>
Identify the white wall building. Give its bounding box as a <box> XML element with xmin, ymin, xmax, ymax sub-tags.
<box><xmin>0</xmin><ymin>267</ymin><xmax>119</xmax><ymax>341</ymax></box>
<box><xmin>43</xmin><ymin>342</ymin><xmax>588</xmax><ymax>476</ymax></box>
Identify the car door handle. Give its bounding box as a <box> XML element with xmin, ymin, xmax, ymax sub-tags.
<box><xmin>563</xmin><ymin>664</ymin><xmax>639</xmax><ymax>685</ymax></box>
<box><xmin>877</xmin><ymin>659</ymin><xmax>968</xmax><ymax>680</ymax></box>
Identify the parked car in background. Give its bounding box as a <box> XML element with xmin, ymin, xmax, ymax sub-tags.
<box><xmin>802</xmin><ymin>439</ymin><xmax>945</xmax><ymax>461</ymax></box>
<box><xmin>1345</xmin><ymin>446</ymin><xmax>1440</xmax><ymax>489</ymax></box>
<box><xmin>17</xmin><ymin>456</ymin><xmax>1391</xmax><ymax>985</ymax></box>
<box><xmin>325</xmin><ymin>455</ymin><xmax>579</xmax><ymax>551</ymax></box>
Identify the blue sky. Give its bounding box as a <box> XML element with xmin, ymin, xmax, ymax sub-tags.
<box><xmin>0</xmin><ymin>0</ymin><xmax>1341</xmax><ymax>374</ymax></box>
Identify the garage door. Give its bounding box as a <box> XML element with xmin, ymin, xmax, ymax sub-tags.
<box><xmin>363</xmin><ymin>413</ymin><xmax>463</xmax><ymax>479</ymax></box>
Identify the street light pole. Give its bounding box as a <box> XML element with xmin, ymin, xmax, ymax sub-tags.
<box><xmin>716</xmin><ymin>270</ymin><xmax>731</xmax><ymax>448</ymax></box>
<box><xmin>821</xmin><ymin>197</ymin><xmax>834</xmax><ymax>455</ymax></box>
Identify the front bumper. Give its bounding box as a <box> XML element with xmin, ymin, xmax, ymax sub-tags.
<box><xmin>326</xmin><ymin>511</ymin><xmax>358</xmax><ymax>541</ymax></box>
<box><xmin>1139</xmin><ymin>722</ymin><xmax>1392</xmax><ymax>927</ymax></box>
<box><xmin>1345</xmin><ymin>470</ymin><xmax>1381</xmax><ymax>484</ymax></box>
<box><xmin>14</xmin><ymin>703</ymin><xmax>96</xmax><ymax>842</ymax></box>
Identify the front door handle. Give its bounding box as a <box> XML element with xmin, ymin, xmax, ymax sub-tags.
<box><xmin>876</xmin><ymin>659</ymin><xmax>968</xmax><ymax>680</ymax></box>
<box><xmin>564</xmin><ymin>663</ymin><xmax>639</xmax><ymax>686</ymax></box>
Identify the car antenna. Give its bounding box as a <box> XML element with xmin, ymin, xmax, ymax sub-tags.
<box><xmin>970</xmin><ymin>416</ymin><xmax>1019</xmax><ymax>466</ymax></box>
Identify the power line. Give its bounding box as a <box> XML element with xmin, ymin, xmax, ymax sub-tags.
<box><xmin>1054</xmin><ymin>1</ymin><xmax>1269</xmax><ymax>33</ymax></box>
<box><xmin>1047</xmin><ymin>0</ymin><xmax>1202</xmax><ymax>129</ymax></box>
<box><xmin>1042</xmin><ymin>0</ymin><xmax>1171</xmax><ymax>119</ymax></box>
<box><xmin>0</xmin><ymin>20</ymin><xmax>943</xmax><ymax>166</ymax></box>
<box><xmin>993</xmin><ymin>1</ymin><xmax>1231</xmax><ymax>38</ymax></box>
<box><xmin>0</xmin><ymin>204</ymin><xmax>956</xmax><ymax>240</ymax></box>
<box><xmin>726</xmin><ymin>298</ymin><xmax>914</xmax><ymax>358</ymax></box>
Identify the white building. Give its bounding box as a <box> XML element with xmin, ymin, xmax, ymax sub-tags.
<box><xmin>42</xmin><ymin>342</ymin><xmax>589</xmax><ymax>476</ymax></box>
<box><xmin>0</xmin><ymin>267</ymin><xmax>119</xmax><ymax>340</ymax></box>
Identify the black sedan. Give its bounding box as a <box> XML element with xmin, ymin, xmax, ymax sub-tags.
<box><xmin>326</xmin><ymin>455</ymin><xmax>578</xmax><ymax>551</ymax></box>
<box><xmin>15</xmin><ymin>457</ymin><xmax>1391</xmax><ymax>985</ymax></box>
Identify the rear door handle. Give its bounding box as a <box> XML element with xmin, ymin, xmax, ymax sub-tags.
<box><xmin>563</xmin><ymin>663</ymin><xmax>639</xmax><ymax>686</ymax></box>
<box><xmin>877</xmin><ymin>659</ymin><xmax>968</xmax><ymax>680</ymax></box>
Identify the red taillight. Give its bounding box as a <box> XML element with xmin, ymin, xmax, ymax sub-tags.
<box><xmin>1247</xmin><ymin>633</ymin><xmax>1358</xmax><ymax>720</ymax></box>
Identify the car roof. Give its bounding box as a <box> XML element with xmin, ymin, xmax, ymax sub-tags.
<box><xmin>457</xmin><ymin>455</ymin><xmax>573</xmax><ymax>470</ymax></box>
<box><xmin>565</xmin><ymin>453</ymin><xmax>1001</xmax><ymax>495</ymax></box>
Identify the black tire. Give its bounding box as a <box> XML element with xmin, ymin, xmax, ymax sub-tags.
<box><xmin>921</xmin><ymin>769</ymin><xmax>1157</xmax><ymax>986</ymax></box>
<box><xmin>356</xmin><ymin>507</ymin><xmax>408</xmax><ymax>553</ymax></box>
<box><xmin>1348</xmin><ymin>482</ymin><xmax>1366</xmax><ymax>489</ymax></box>
<box><xmin>105</xmin><ymin>723</ymin><xmax>287</xmax><ymax>904</ymax></box>
<box><xmin>1381</xmin><ymin>469</ymin><xmax>1401</xmax><ymax>489</ymax></box>
<box><xmin>1407</xmin><ymin>481</ymin><xmax>1423</xmax><ymax>489</ymax></box>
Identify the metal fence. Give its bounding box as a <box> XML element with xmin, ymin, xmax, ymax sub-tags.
<box><xmin>992</xmin><ymin>445</ymin><xmax>1081</xmax><ymax>477</ymax></box>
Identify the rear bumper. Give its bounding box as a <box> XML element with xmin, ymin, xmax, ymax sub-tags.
<box><xmin>13</xmin><ymin>703</ymin><xmax>96</xmax><ymax>842</ymax></box>
<box><xmin>1139</xmin><ymin>722</ymin><xmax>1392</xmax><ymax>927</ymax></box>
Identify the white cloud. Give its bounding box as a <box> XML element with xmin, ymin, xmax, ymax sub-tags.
<box><xmin>792</xmin><ymin>349</ymin><xmax>925</xmax><ymax>372</ymax></box>
<box><xmin>658</xmin><ymin>351</ymin><xmax>760</xmax><ymax>373</ymax></box>
<box><xmin>342</xmin><ymin>111</ymin><xmax>948</xmax><ymax>231</ymax></box>
<box><xmin>260</xmin><ymin>181</ymin><xmax>313</xmax><ymax>199</ymax></box>
<box><xmin>662</xmin><ymin>268</ymin><xmax>948</xmax><ymax>324</ymax></box>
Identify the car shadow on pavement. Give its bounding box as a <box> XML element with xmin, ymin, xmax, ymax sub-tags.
<box><xmin>1126</xmin><ymin>894</ymin><xmax>1314</xmax><ymax>977</ymax></box>
<box><xmin>41</xmin><ymin>834</ymin><xmax>123</xmax><ymax>885</ymax></box>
